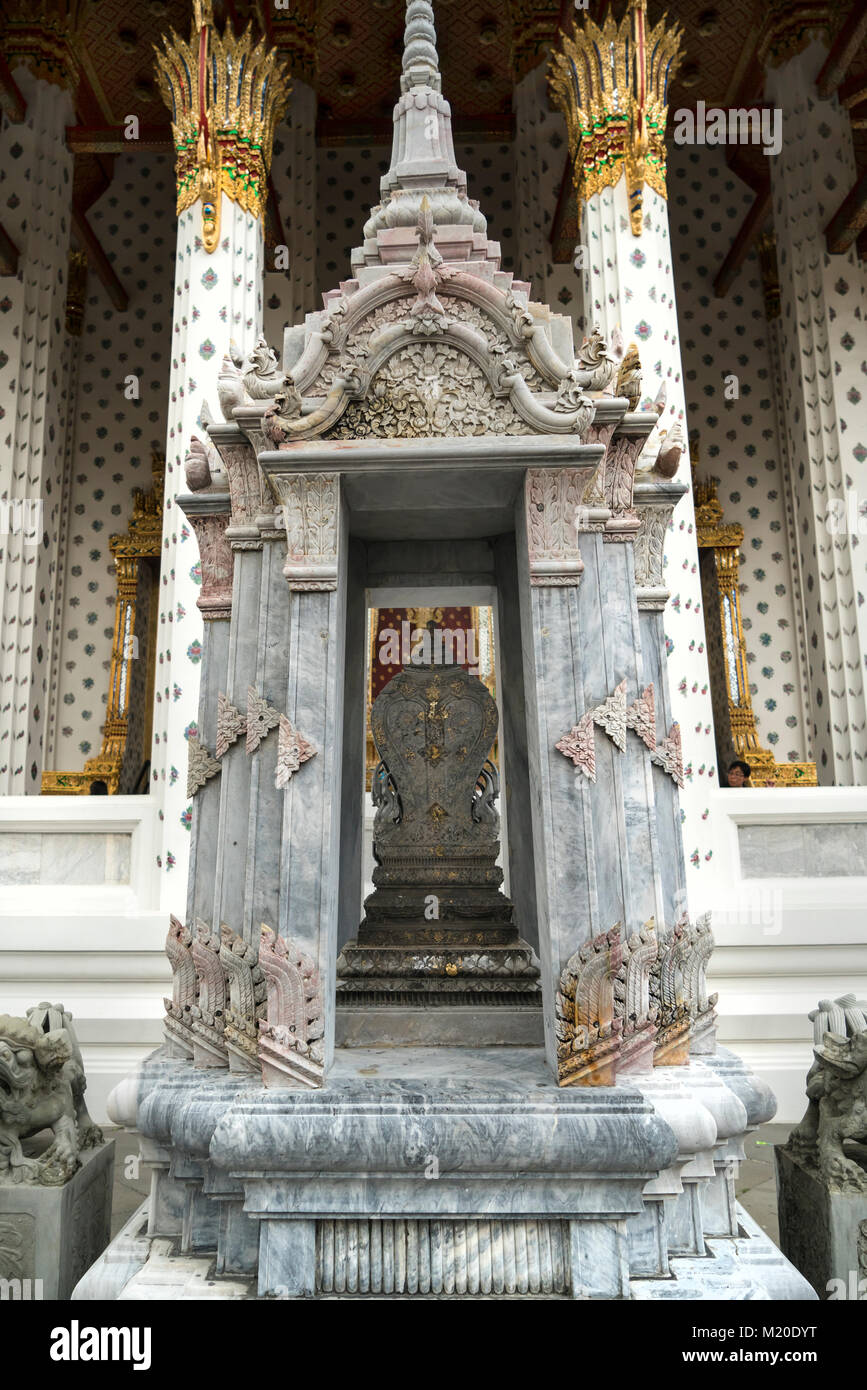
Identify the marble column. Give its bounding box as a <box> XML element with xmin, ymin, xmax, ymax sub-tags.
<box><xmin>181</xmin><ymin>498</ymin><xmax>234</xmax><ymax>928</ymax></box>
<box><xmin>762</xmin><ymin>39</ymin><xmax>867</xmax><ymax>784</ymax></box>
<box><xmin>0</xmin><ymin>66</ymin><xmax>74</xmax><ymax>793</ymax></box>
<box><xmin>151</xmin><ymin>8</ymin><xmax>288</xmax><ymax>906</ymax></box>
<box><xmin>756</xmin><ymin>233</ymin><xmax>815</xmax><ymax>760</ymax></box>
<box><xmin>44</xmin><ymin>251</ymin><xmax>88</xmax><ymax>772</ymax></box>
<box><xmin>515</xmin><ymin>427</ymin><xmax>671</xmax><ymax>1079</ymax></box>
<box><xmin>634</xmin><ymin>480</ymin><xmax>690</xmax><ymax>929</ymax></box>
<box><xmin>269</xmin><ymin>472</ymin><xmax>349</xmax><ymax>1071</ymax></box>
<box><xmin>549</xmin><ymin>5</ymin><xmax>718</xmax><ymax>911</ymax></box>
<box><xmin>240</xmin><ymin>524</ymin><xmax>290</xmax><ymax>943</ymax></box>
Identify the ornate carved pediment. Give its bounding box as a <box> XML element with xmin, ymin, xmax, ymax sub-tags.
<box><xmin>331</xmin><ymin>343</ymin><xmax>532</xmax><ymax>441</ymax></box>
<box><xmin>255</xmin><ymin>223</ymin><xmax>595</xmax><ymax>446</ymax></box>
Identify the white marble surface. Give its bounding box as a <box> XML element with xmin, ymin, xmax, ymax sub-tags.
<box><xmin>738</xmin><ymin>820</ymin><xmax>867</xmax><ymax>878</ymax></box>
<box><xmin>0</xmin><ymin>831</ymin><xmax>131</xmax><ymax>885</ymax></box>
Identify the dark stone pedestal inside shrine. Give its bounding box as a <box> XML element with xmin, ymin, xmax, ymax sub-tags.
<box><xmin>337</xmin><ymin>659</ymin><xmax>543</xmax><ymax>1045</ymax></box>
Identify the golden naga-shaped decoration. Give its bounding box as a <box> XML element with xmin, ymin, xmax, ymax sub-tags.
<box><xmin>42</xmin><ymin>456</ymin><xmax>164</xmax><ymax>797</ymax></box>
<box><xmin>694</xmin><ymin>466</ymin><xmax>816</xmax><ymax>789</ymax></box>
<box><xmin>154</xmin><ymin>0</ymin><xmax>291</xmax><ymax>253</ymax></box>
<box><xmin>548</xmin><ymin>0</ymin><xmax>684</xmax><ymax>236</ymax></box>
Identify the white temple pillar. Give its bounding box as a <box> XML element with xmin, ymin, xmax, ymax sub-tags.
<box><xmin>44</xmin><ymin>251</ymin><xmax>88</xmax><ymax>773</ymax></box>
<box><xmin>549</xmin><ymin>2</ymin><xmax>718</xmax><ymax>910</ymax></box>
<box><xmin>513</xmin><ymin>61</ymin><xmax>551</xmax><ymax>296</ymax></box>
<box><xmin>0</xmin><ymin>66</ymin><xmax>74</xmax><ymax>793</ymax></box>
<box><xmin>756</xmin><ymin>234</ymin><xmax>815</xmax><ymax>761</ymax></box>
<box><xmin>268</xmin><ymin>80</ymin><xmax>318</xmax><ymax>334</ymax></box>
<box><xmin>151</xmin><ymin>5</ymin><xmax>289</xmax><ymax>905</ymax></box>
<box><xmin>762</xmin><ymin>38</ymin><xmax>867</xmax><ymax>783</ymax></box>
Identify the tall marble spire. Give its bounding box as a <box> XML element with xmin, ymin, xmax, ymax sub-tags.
<box><xmin>354</xmin><ymin>0</ymin><xmax>497</xmax><ymax>272</ymax></box>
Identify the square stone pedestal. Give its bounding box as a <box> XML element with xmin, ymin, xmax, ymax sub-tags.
<box><xmin>776</xmin><ymin>1145</ymin><xmax>867</xmax><ymax>1298</ymax></box>
<box><xmin>0</xmin><ymin>1141</ymin><xmax>114</xmax><ymax>1300</ymax></box>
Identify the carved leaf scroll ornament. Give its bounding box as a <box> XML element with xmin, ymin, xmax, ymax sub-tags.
<box><xmin>275</xmin><ymin>715</ymin><xmax>317</xmax><ymax>788</ymax></box>
<box><xmin>245</xmin><ymin>685</ymin><xmax>281</xmax><ymax>754</ymax></box>
<box><xmin>555</xmin><ymin>712</ymin><xmax>597</xmax><ymax>782</ymax></box>
<box><xmin>187</xmin><ymin>735</ymin><xmax>221</xmax><ymax>798</ymax></box>
<box><xmin>591</xmin><ymin>678</ymin><xmax>627</xmax><ymax>752</ymax></box>
<box><xmin>650</xmin><ymin>720</ymin><xmax>684</xmax><ymax>788</ymax></box>
<box><xmin>625</xmin><ymin>683</ymin><xmax>656</xmax><ymax>752</ymax></box>
<box><xmin>216</xmin><ymin>692</ymin><xmax>247</xmax><ymax>759</ymax></box>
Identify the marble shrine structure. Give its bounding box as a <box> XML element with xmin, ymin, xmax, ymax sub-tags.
<box><xmin>63</xmin><ymin>0</ymin><xmax>828</xmax><ymax>1300</ymax></box>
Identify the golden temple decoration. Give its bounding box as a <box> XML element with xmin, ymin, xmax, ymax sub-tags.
<box><xmin>694</xmin><ymin>468</ymin><xmax>816</xmax><ymax>789</ymax></box>
<box><xmin>0</xmin><ymin>0</ymin><xmax>89</xmax><ymax>90</ymax></box>
<box><xmin>269</xmin><ymin>0</ymin><xmax>320</xmax><ymax>87</ymax></box>
<box><xmin>42</xmin><ymin>455</ymin><xmax>164</xmax><ymax>797</ymax></box>
<box><xmin>756</xmin><ymin>0</ymin><xmax>839</xmax><ymax>70</ymax></box>
<box><xmin>507</xmin><ymin>0</ymin><xmax>561</xmax><ymax>84</ymax></box>
<box><xmin>155</xmin><ymin>0</ymin><xmax>291</xmax><ymax>252</ymax></box>
<box><xmin>548</xmin><ymin>0</ymin><xmax>684</xmax><ymax>236</ymax></box>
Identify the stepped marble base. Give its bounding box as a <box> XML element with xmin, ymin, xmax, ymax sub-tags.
<box><xmin>73</xmin><ymin>1047</ymin><xmax>816</xmax><ymax>1301</ymax></box>
<box><xmin>76</xmin><ymin>1198</ymin><xmax>814</xmax><ymax>1301</ymax></box>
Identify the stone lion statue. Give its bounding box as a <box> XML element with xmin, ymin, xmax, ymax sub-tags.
<box><xmin>0</xmin><ymin>1003</ymin><xmax>102</xmax><ymax>1186</ymax></box>
<box><xmin>787</xmin><ymin>994</ymin><xmax>867</xmax><ymax>1193</ymax></box>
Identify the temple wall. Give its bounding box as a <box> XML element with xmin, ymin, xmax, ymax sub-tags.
<box><xmin>49</xmin><ymin>156</ymin><xmax>174</xmax><ymax>775</ymax></box>
<box><xmin>669</xmin><ymin>145</ymin><xmax>809</xmax><ymax>764</ymax></box>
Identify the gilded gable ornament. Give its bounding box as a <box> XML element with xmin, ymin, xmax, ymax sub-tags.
<box><xmin>548</xmin><ymin>0</ymin><xmax>685</xmax><ymax>236</ymax></box>
<box><xmin>155</xmin><ymin>0</ymin><xmax>291</xmax><ymax>251</ymax></box>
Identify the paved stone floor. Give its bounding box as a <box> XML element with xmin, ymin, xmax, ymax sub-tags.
<box><xmin>736</xmin><ymin>1123</ymin><xmax>789</xmax><ymax>1246</ymax></box>
<box><xmin>104</xmin><ymin>1120</ymin><xmax>793</xmax><ymax>1244</ymax></box>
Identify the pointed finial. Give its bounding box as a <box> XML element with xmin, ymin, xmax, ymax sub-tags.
<box><xmin>402</xmin><ymin>0</ymin><xmax>441</xmax><ymax>93</ymax></box>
